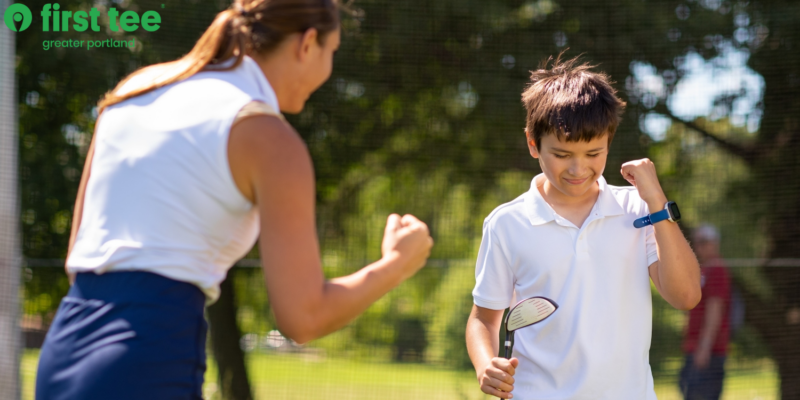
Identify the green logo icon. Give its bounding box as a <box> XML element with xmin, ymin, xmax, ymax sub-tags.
<box><xmin>4</xmin><ymin>3</ymin><xmax>32</xmax><ymax>32</ymax></box>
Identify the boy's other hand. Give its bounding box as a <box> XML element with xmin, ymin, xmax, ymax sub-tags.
<box><xmin>478</xmin><ymin>357</ymin><xmax>519</xmax><ymax>399</ymax></box>
<box><xmin>620</xmin><ymin>158</ymin><xmax>668</xmax><ymax>212</ymax></box>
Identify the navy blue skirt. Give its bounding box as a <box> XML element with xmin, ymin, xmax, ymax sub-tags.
<box><xmin>36</xmin><ymin>271</ymin><xmax>208</xmax><ymax>400</ymax></box>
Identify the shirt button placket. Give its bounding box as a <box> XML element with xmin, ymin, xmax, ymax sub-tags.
<box><xmin>577</xmin><ymin>232</ymin><xmax>589</xmax><ymax>254</ymax></box>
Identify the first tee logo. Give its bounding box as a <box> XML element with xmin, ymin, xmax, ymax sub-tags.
<box><xmin>4</xmin><ymin>3</ymin><xmax>32</xmax><ymax>32</ymax></box>
<box><xmin>3</xmin><ymin>2</ymin><xmax>161</xmax><ymax>32</ymax></box>
<box><xmin>4</xmin><ymin>2</ymin><xmax>162</xmax><ymax>50</ymax></box>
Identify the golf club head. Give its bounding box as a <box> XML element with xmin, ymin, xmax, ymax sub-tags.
<box><xmin>505</xmin><ymin>296</ymin><xmax>558</xmax><ymax>332</ymax></box>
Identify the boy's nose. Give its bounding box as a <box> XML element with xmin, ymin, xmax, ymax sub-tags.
<box><xmin>568</xmin><ymin>161</ymin><xmax>586</xmax><ymax>176</ymax></box>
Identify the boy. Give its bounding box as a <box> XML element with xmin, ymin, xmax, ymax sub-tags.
<box><xmin>466</xmin><ymin>55</ymin><xmax>701</xmax><ymax>399</ymax></box>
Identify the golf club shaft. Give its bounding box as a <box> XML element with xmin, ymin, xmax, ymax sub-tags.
<box><xmin>504</xmin><ymin>331</ymin><xmax>513</xmax><ymax>359</ymax></box>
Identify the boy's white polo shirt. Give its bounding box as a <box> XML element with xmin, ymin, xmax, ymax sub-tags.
<box><xmin>473</xmin><ymin>174</ymin><xmax>659</xmax><ymax>400</ymax></box>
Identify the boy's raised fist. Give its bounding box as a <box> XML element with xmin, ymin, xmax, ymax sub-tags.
<box><xmin>620</xmin><ymin>158</ymin><xmax>668</xmax><ymax>211</ymax></box>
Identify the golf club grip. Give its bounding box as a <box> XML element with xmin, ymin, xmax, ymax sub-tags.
<box><xmin>500</xmin><ymin>331</ymin><xmax>513</xmax><ymax>399</ymax></box>
<box><xmin>504</xmin><ymin>331</ymin><xmax>513</xmax><ymax>359</ymax></box>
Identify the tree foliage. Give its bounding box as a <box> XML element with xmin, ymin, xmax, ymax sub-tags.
<box><xmin>16</xmin><ymin>0</ymin><xmax>800</xmax><ymax>397</ymax></box>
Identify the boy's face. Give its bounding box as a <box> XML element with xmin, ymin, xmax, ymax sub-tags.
<box><xmin>528</xmin><ymin>132</ymin><xmax>609</xmax><ymax>199</ymax></box>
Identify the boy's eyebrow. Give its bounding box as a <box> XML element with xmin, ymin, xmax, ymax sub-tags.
<box><xmin>550</xmin><ymin>146</ymin><xmax>607</xmax><ymax>153</ymax></box>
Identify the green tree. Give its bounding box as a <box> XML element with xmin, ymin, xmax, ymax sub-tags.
<box><xmin>17</xmin><ymin>0</ymin><xmax>800</xmax><ymax>397</ymax></box>
<box><xmin>302</xmin><ymin>1</ymin><xmax>799</xmax><ymax>395</ymax></box>
<box><xmin>644</xmin><ymin>2</ymin><xmax>800</xmax><ymax>395</ymax></box>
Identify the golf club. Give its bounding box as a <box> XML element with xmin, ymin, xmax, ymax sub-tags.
<box><xmin>493</xmin><ymin>297</ymin><xmax>558</xmax><ymax>398</ymax></box>
<box><xmin>503</xmin><ymin>296</ymin><xmax>558</xmax><ymax>359</ymax></box>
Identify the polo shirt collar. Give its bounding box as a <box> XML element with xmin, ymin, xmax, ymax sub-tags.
<box><xmin>525</xmin><ymin>175</ymin><xmax>557</xmax><ymax>226</ymax></box>
<box><xmin>525</xmin><ymin>173</ymin><xmax>625</xmax><ymax>226</ymax></box>
<box><xmin>595</xmin><ymin>174</ymin><xmax>626</xmax><ymax>217</ymax></box>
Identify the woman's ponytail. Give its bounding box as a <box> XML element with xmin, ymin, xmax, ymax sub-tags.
<box><xmin>98</xmin><ymin>0</ymin><xmax>340</xmax><ymax>113</ymax></box>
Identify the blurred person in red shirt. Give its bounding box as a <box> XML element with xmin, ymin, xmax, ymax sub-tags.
<box><xmin>680</xmin><ymin>223</ymin><xmax>732</xmax><ymax>400</ymax></box>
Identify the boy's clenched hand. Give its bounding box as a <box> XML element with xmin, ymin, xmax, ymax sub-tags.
<box><xmin>478</xmin><ymin>357</ymin><xmax>519</xmax><ymax>399</ymax></box>
<box><xmin>620</xmin><ymin>158</ymin><xmax>669</xmax><ymax>212</ymax></box>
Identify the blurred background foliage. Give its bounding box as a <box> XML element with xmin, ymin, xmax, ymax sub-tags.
<box><xmin>16</xmin><ymin>0</ymin><xmax>800</xmax><ymax>398</ymax></box>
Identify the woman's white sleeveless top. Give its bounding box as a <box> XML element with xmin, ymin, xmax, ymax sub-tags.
<box><xmin>67</xmin><ymin>56</ymin><xmax>278</xmax><ymax>303</ymax></box>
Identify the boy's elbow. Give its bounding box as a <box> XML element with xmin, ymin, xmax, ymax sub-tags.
<box><xmin>673</xmin><ymin>288</ymin><xmax>702</xmax><ymax>311</ymax></box>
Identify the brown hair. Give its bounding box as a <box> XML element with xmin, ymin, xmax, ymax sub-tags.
<box><xmin>98</xmin><ymin>0</ymin><xmax>341</xmax><ymax>112</ymax></box>
<box><xmin>522</xmin><ymin>53</ymin><xmax>626</xmax><ymax>150</ymax></box>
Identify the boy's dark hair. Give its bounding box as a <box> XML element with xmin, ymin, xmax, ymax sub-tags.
<box><xmin>522</xmin><ymin>53</ymin><xmax>626</xmax><ymax>150</ymax></box>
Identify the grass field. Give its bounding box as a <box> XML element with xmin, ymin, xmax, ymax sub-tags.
<box><xmin>21</xmin><ymin>349</ymin><xmax>778</xmax><ymax>399</ymax></box>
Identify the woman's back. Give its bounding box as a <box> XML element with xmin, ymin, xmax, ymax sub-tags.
<box><xmin>67</xmin><ymin>57</ymin><xmax>278</xmax><ymax>301</ymax></box>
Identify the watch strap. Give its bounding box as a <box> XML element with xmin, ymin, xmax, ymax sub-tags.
<box><xmin>633</xmin><ymin>208</ymin><xmax>671</xmax><ymax>228</ymax></box>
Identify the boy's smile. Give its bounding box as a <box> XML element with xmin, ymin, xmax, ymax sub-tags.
<box><xmin>528</xmin><ymin>133</ymin><xmax>609</xmax><ymax>205</ymax></box>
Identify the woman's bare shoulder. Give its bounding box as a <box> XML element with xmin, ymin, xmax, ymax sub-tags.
<box><xmin>233</xmin><ymin>101</ymin><xmax>286</xmax><ymax>125</ymax></box>
<box><xmin>228</xmin><ymin>113</ymin><xmax>312</xmax><ymax>202</ymax></box>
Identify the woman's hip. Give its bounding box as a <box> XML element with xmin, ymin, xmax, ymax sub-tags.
<box><xmin>36</xmin><ymin>271</ymin><xmax>208</xmax><ymax>400</ymax></box>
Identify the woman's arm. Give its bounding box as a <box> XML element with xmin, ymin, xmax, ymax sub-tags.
<box><xmin>65</xmin><ymin>134</ymin><xmax>96</xmax><ymax>284</ymax></box>
<box><xmin>228</xmin><ymin>115</ymin><xmax>433</xmax><ymax>344</ymax></box>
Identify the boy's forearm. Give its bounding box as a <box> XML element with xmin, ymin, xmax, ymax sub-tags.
<box><xmin>466</xmin><ymin>307</ymin><xmax>500</xmax><ymax>377</ymax></box>
<box><xmin>621</xmin><ymin>159</ymin><xmax>700</xmax><ymax>309</ymax></box>
<box><xmin>650</xmin><ymin>196</ymin><xmax>701</xmax><ymax>309</ymax></box>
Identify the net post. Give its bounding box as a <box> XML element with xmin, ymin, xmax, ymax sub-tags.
<box><xmin>0</xmin><ymin>1</ymin><xmax>22</xmax><ymax>397</ymax></box>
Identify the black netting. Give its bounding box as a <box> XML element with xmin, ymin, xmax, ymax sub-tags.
<box><xmin>6</xmin><ymin>0</ymin><xmax>800</xmax><ymax>399</ymax></box>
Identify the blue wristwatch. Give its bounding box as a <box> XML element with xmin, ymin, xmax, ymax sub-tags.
<box><xmin>633</xmin><ymin>201</ymin><xmax>681</xmax><ymax>228</ymax></box>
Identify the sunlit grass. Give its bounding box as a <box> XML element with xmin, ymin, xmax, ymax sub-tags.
<box><xmin>22</xmin><ymin>349</ymin><xmax>778</xmax><ymax>400</ymax></box>
<box><xmin>21</xmin><ymin>349</ymin><xmax>38</xmax><ymax>400</ymax></box>
<box><xmin>655</xmin><ymin>372</ymin><xmax>779</xmax><ymax>400</ymax></box>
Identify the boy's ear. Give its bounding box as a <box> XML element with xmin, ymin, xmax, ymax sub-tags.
<box><xmin>526</xmin><ymin>131</ymin><xmax>540</xmax><ymax>159</ymax></box>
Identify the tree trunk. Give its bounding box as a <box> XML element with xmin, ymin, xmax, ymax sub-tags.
<box><xmin>207</xmin><ymin>269</ymin><xmax>253</xmax><ymax>400</ymax></box>
<box><xmin>762</xmin><ymin>262</ymin><xmax>800</xmax><ymax>400</ymax></box>
<box><xmin>740</xmin><ymin>201</ymin><xmax>800</xmax><ymax>400</ymax></box>
<box><xmin>739</xmin><ymin>272</ymin><xmax>800</xmax><ymax>400</ymax></box>
<box><xmin>775</xmin><ymin>337</ymin><xmax>800</xmax><ymax>399</ymax></box>
<box><xmin>765</xmin><ymin>131</ymin><xmax>800</xmax><ymax>399</ymax></box>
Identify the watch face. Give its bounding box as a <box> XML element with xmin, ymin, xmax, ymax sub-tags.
<box><xmin>668</xmin><ymin>202</ymin><xmax>681</xmax><ymax>221</ymax></box>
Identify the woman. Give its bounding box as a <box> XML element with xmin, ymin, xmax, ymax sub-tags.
<box><xmin>35</xmin><ymin>0</ymin><xmax>434</xmax><ymax>398</ymax></box>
